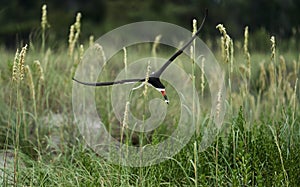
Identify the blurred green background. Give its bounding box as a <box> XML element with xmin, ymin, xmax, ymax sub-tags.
<box><xmin>1</xmin><ymin>0</ymin><xmax>299</xmax><ymax>51</ymax></box>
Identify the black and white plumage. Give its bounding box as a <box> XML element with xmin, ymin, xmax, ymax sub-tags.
<box><xmin>72</xmin><ymin>9</ymin><xmax>208</xmax><ymax>104</ymax></box>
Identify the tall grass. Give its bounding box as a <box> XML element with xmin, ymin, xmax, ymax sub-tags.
<box><xmin>0</xmin><ymin>5</ymin><xmax>299</xmax><ymax>186</ymax></box>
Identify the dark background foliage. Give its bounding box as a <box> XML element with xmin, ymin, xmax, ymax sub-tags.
<box><xmin>1</xmin><ymin>0</ymin><xmax>299</xmax><ymax>50</ymax></box>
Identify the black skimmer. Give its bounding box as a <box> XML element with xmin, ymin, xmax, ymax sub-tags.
<box><xmin>73</xmin><ymin>9</ymin><xmax>208</xmax><ymax>104</ymax></box>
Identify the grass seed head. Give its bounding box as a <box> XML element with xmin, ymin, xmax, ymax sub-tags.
<box><xmin>94</xmin><ymin>44</ymin><xmax>106</xmax><ymax>65</ymax></box>
<box><xmin>216</xmin><ymin>24</ymin><xmax>232</xmax><ymax>65</ymax></box>
<box><xmin>68</xmin><ymin>25</ymin><xmax>75</xmax><ymax>56</ymax></box>
<box><xmin>243</xmin><ymin>26</ymin><xmax>251</xmax><ymax>78</ymax></box>
<box><xmin>75</xmin><ymin>12</ymin><xmax>82</xmax><ymax>30</ymax></box>
<box><xmin>192</xmin><ymin>19</ymin><xmax>197</xmax><ymax>36</ymax></box>
<box><xmin>89</xmin><ymin>35</ymin><xmax>94</xmax><ymax>47</ymax></box>
<box><xmin>18</xmin><ymin>44</ymin><xmax>28</xmax><ymax>81</ymax></box>
<box><xmin>244</xmin><ymin>26</ymin><xmax>249</xmax><ymax>54</ymax></box>
<box><xmin>12</xmin><ymin>49</ymin><xmax>19</xmax><ymax>82</ymax></box>
<box><xmin>122</xmin><ymin>101</ymin><xmax>130</xmax><ymax>129</ymax></box>
<box><xmin>34</xmin><ymin>60</ymin><xmax>45</xmax><ymax>83</ymax></box>
<box><xmin>123</xmin><ymin>47</ymin><xmax>127</xmax><ymax>75</ymax></box>
<box><xmin>201</xmin><ymin>57</ymin><xmax>205</xmax><ymax>97</ymax></box>
<box><xmin>68</xmin><ymin>12</ymin><xmax>82</xmax><ymax>57</ymax></box>
<box><xmin>79</xmin><ymin>44</ymin><xmax>84</xmax><ymax>60</ymax></box>
<box><xmin>143</xmin><ymin>61</ymin><xmax>151</xmax><ymax>97</ymax></box>
<box><xmin>152</xmin><ymin>34</ymin><xmax>162</xmax><ymax>57</ymax></box>
<box><xmin>41</xmin><ymin>4</ymin><xmax>49</xmax><ymax>30</ymax></box>
<box><xmin>270</xmin><ymin>36</ymin><xmax>276</xmax><ymax>63</ymax></box>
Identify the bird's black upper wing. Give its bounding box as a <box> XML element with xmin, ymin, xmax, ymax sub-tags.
<box><xmin>152</xmin><ymin>9</ymin><xmax>208</xmax><ymax>78</ymax></box>
<box><xmin>72</xmin><ymin>77</ymin><xmax>144</xmax><ymax>86</ymax></box>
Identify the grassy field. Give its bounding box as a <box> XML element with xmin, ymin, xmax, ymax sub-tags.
<box><xmin>0</xmin><ymin>6</ymin><xmax>299</xmax><ymax>186</ymax></box>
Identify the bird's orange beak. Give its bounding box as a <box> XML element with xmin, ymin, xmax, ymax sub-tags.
<box><xmin>161</xmin><ymin>90</ymin><xmax>169</xmax><ymax>104</ymax></box>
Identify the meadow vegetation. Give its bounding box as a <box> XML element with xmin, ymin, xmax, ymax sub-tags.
<box><xmin>0</xmin><ymin>5</ymin><xmax>299</xmax><ymax>186</ymax></box>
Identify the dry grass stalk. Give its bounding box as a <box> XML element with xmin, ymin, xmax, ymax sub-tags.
<box><xmin>229</xmin><ymin>39</ymin><xmax>234</xmax><ymax>73</ymax></box>
<box><xmin>18</xmin><ymin>45</ymin><xmax>28</xmax><ymax>81</ymax></box>
<box><xmin>89</xmin><ymin>35</ymin><xmax>94</xmax><ymax>47</ymax></box>
<box><xmin>258</xmin><ymin>62</ymin><xmax>266</xmax><ymax>91</ymax></box>
<box><xmin>25</xmin><ymin>66</ymin><xmax>35</xmax><ymax>103</ymax></box>
<box><xmin>152</xmin><ymin>35</ymin><xmax>162</xmax><ymax>57</ymax></box>
<box><xmin>122</xmin><ymin>101</ymin><xmax>130</xmax><ymax>129</ymax></box>
<box><xmin>79</xmin><ymin>44</ymin><xmax>84</xmax><ymax>60</ymax></box>
<box><xmin>243</xmin><ymin>27</ymin><xmax>250</xmax><ymax>73</ymax></box>
<box><xmin>278</xmin><ymin>56</ymin><xmax>287</xmax><ymax>89</ymax></box>
<box><xmin>268</xmin><ymin>63</ymin><xmax>276</xmax><ymax>88</ymax></box>
<box><xmin>92</xmin><ymin>44</ymin><xmax>107</xmax><ymax>69</ymax></box>
<box><xmin>68</xmin><ymin>12</ymin><xmax>82</xmax><ymax>56</ymax></box>
<box><xmin>120</xmin><ymin>101</ymin><xmax>130</xmax><ymax>153</ymax></box>
<box><xmin>143</xmin><ymin>61</ymin><xmax>151</xmax><ymax>97</ymax></box>
<box><xmin>34</xmin><ymin>60</ymin><xmax>45</xmax><ymax>108</ymax></box>
<box><xmin>215</xmin><ymin>81</ymin><xmax>223</xmax><ymax>127</ymax></box>
<box><xmin>192</xmin><ymin>19</ymin><xmax>197</xmax><ymax>60</ymax></box>
<box><xmin>270</xmin><ymin>36</ymin><xmax>276</xmax><ymax>86</ymax></box>
<box><xmin>73</xmin><ymin>12</ymin><xmax>81</xmax><ymax>45</ymax></box>
<box><xmin>190</xmin><ymin>45</ymin><xmax>194</xmax><ymax>60</ymax></box>
<box><xmin>68</xmin><ymin>25</ymin><xmax>75</xmax><ymax>56</ymax></box>
<box><xmin>12</xmin><ymin>45</ymin><xmax>28</xmax><ymax>83</ymax></box>
<box><xmin>285</xmin><ymin>82</ymin><xmax>294</xmax><ymax>102</ymax></box>
<box><xmin>216</xmin><ymin>24</ymin><xmax>232</xmax><ymax>65</ymax></box>
<box><xmin>215</xmin><ymin>72</ymin><xmax>225</xmax><ymax>124</ymax></box>
<box><xmin>41</xmin><ymin>4</ymin><xmax>49</xmax><ymax>52</ymax></box>
<box><xmin>220</xmin><ymin>36</ymin><xmax>225</xmax><ymax>60</ymax></box>
<box><xmin>12</xmin><ymin>49</ymin><xmax>19</xmax><ymax>82</ymax></box>
<box><xmin>293</xmin><ymin>60</ymin><xmax>297</xmax><ymax>79</ymax></box>
<box><xmin>239</xmin><ymin>65</ymin><xmax>247</xmax><ymax>75</ymax></box>
<box><xmin>243</xmin><ymin>26</ymin><xmax>249</xmax><ymax>55</ymax></box>
<box><xmin>25</xmin><ymin>65</ymin><xmax>37</xmax><ymax>117</ymax></box>
<box><xmin>249</xmin><ymin>94</ymin><xmax>255</xmax><ymax>119</ymax></box>
<box><xmin>192</xmin><ymin>19</ymin><xmax>197</xmax><ymax>35</ymax></box>
<box><xmin>270</xmin><ymin>36</ymin><xmax>276</xmax><ymax>64</ymax></box>
<box><xmin>34</xmin><ymin>60</ymin><xmax>45</xmax><ymax>84</ymax></box>
<box><xmin>123</xmin><ymin>47</ymin><xmax>127</xmax><ymax>76</ymax></box>
<box><xmin>268</xmin><ymin>62</ymin><xmax>276</xmax><ymax>114</ymax></box>
<box><xmin>95</xmin><ymin>44</ymin><xmax>106</xmax><ymax>63</ymax></box>
<box><xmin>201</xmin><ymin>57</ymin><xmax>205</xmax><ymax>97</ymax></box>
<box><xmin>291</xmin><ymin>78</ymin><xmax>298</xmax><ymax>112</ymax></box>
<box><xmin>41</xmin><ymin>4</ymin><xmax>49</xmax><ymax>31</ymax></box>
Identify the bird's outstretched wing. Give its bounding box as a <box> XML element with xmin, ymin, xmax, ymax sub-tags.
<box><xmin>72</xmin><ymin>77</ymin><xmax>144</xmax><ymax>86</ymax></box>
<box><xmin>72</xmin><ymin>9</ymin><xmax>208</xmax><ymax>87</ymax></box>
<box><xmin>152</xmin><ymin>9</ymin><xmax>208</xmax><ymax>78</ymax></box>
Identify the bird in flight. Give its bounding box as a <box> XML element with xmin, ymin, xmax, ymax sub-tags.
<box><xmin>73</xmin><ymin>9</ymin><xmax>208</xmax><ymax>104</ymax></box>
